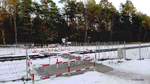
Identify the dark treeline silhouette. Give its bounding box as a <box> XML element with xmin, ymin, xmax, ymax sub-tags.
<box><xmin>0</xmin><ymin>0</ymin><xmax>150</xmax><ymax>44</ymax></box>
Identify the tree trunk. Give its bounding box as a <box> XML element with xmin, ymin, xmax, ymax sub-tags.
<box><xmin>1</xmin><ymin>29</ymin><xmax>6</xmax><ymax>44</ymax></box>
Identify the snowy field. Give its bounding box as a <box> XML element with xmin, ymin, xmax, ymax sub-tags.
<box><xmin>34</xmin><ymin>59</ymin><xmax>150</xmax><ymax>84</ymax></box>
<box><xmin>0</xmin><ymin>42</ymin><xmax>150</xmax><ymax>57</ymax></box>
<box><xmin>1</xmin><ymin>59</ymin><xmax>150</xmax><ymax>84</ymax></box>
<box><xmin>0</xmin><ymin>43</ymin><xmax>150</xmax><ymax>84</ymax></box>
<box><xmin>0</xmin><ymin>56</ymin><xmax>69</xmax><ymax>82</ymax></box>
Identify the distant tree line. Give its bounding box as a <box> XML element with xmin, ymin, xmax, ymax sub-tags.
<box><xmin>0</xmin><ymin>0</ymin><xmax>150</xmax><ymax>44</ymax></box>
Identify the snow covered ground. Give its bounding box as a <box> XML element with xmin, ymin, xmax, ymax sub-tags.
<box><xmin>0</xmin><ymin>43</ymin><xmax>150</xmax><ymax>84</ymax></box>
<box><xmin>0</xmin><ymin>42</ymin><xmax>150</xmax><ymax>57</ymax></box>
<box><xmin>0</xmin><ymin>56</ymin><xmax>69</xmax><ymax>82</ymax></box>
<box><xmin>1</xmin><ymin>59</ymin><xmax>150</xmax><ymax>84</ymax></box>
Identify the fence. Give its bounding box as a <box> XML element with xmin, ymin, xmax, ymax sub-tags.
<box><xmin>0</xmin><ymin>42</ymin><xmax>150</xmax><ymax>83</ymax></box>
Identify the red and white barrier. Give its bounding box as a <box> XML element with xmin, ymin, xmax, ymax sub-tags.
<box><xmin>39</xmin><ymin>66</ymin><xmax>94</xmax><ymax>80</ymax></box>
<box><xmin>75</xmin><ymin>56</ymin><xmax>81</xmax><ymax>61</ymax></box>
<box><xmin>42</xmin><ymin>64</ymin><xmax>50</xmax><ymax>67</ymax></box>
<box><xmin>41</xmin><ymin>76</ymin><xmax>50</xmax><ymax>80</ymax></box>
<box><xmin>34</xmin><ymin>55</ymin><xmax>95</xmax><ymax>81</ymax></box>
<box><xmin>56</xmin><ymin>73</ymin><xmax>63</xmax><ymax>77</ymax></box>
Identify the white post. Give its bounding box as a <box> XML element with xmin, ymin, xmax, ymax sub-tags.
<box><xmin>118</xmin><ymin>48</ymin><xmax>124</xmax><ymax>60</ymax></box>
<box><xmin>14</xmin><ymin>45</ymin><xmax>16</xmax><ymax>55</ymax></box>
<box><xmin>49</xmin><ymin>55</ymin><xmax>50</xmax><ymax>65</ymax></box>
<box><xmin>99</xmin><ymin>42</ymin><xmax>101</xmax><ymax>61</ymax></box>
<box><xmin>146</xmin><ymin>46</ymin><xmax>148</xmax><ymax>59</ymax></box>
<box><xmin>94</xmin><ymin>52</ymin><xmax>96</xmax><ymax>67</ymax></box>
<box><xmin>25</xmin><ymin>46</ymin><xmax>29</xmax><ymax>83</ymax></box>
<box><xmin>56</xmin><ymin>54</ymin><xmax>59</xmax><ymax>68</ymax></box>
<box><xmin>139</xmin><ymin>42</ymin><xmax>142</xmax><ymax>60</ymax></box>
<box><xmin>123</xmin><ymin>41</ymin><xmax>126</xmax><ymax>59</ymax></box>
<box><xmin>96</xmin><ymin>42</ymin><xmax>98</xmax><ymax>61</ymax></box>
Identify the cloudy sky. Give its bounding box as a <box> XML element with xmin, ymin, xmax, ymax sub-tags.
<box><xmin>54</xmin><ymin>0</ymin><xmax>150</xmax><ymax>16</ymax></box>
<box><xmin>106</xmin><ymin>0</ymin><xmax>150</xmax><ymax>15</ymax></box>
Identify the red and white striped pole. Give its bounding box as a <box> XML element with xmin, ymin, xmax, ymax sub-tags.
<box><xmin>28</xmin><ymin>57</ymin><xmax>35</xmax><ymax>84</ymax></box>
<box><xmin>26</xmin><ymin>46</ymin><xmax>35</xmax><ymax>84</ymax></box>
<box><xmin>25</xmin><ymin>46</ymin><xmax>29</xmax><ymax>81</ymax></box>
<box><xmin>31</xmin><ymin>74</ymin><xmax>35</xmax><ymax>84</ymax></box>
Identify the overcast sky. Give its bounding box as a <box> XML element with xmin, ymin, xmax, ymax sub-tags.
<box><xmin>54</xmin><ymin>0</ymin><xmax>150</xmax><ymax>16</ymax></box>
<box><xmin>106</xmin><ymin>0</ymin><xmax>150</xmax><ymax>16</ymax></box>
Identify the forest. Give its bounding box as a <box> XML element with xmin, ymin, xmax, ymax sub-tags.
<box><xmin>0</xmin><ymin>0</ymin><xmax>150</xmax><ymax>44</ymax></box>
